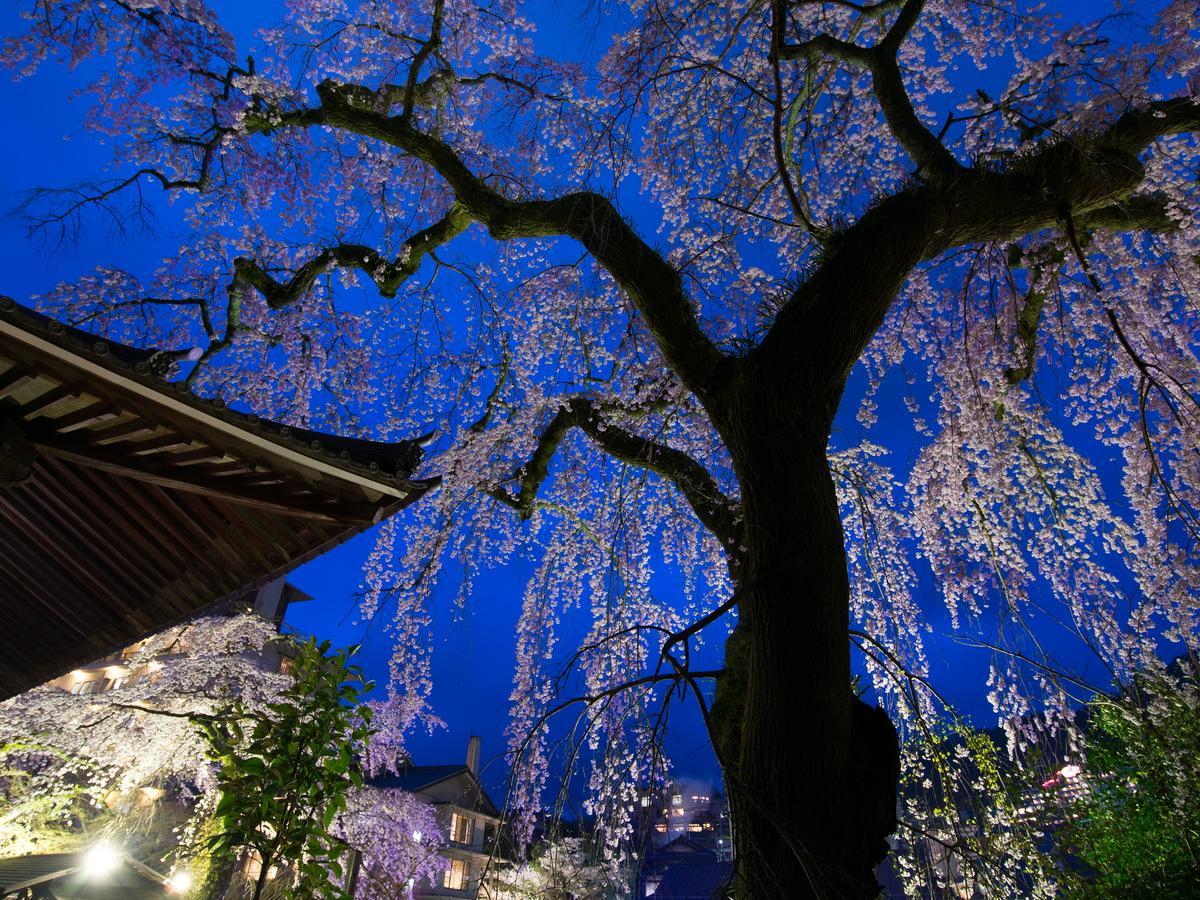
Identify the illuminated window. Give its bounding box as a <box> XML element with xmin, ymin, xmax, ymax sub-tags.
<box><xmin>640</xmin><ymin>796</ymin><xmax>651</xmax><ymax>808</ymax></box>
<box><xmin>688</xmin><ymin>823</ymin><xmax>703</xmax><ymax>832</ymax></box>
<box><xmin>443</xmin><ymin>858</ymin><xmax>469</xmax><ymax>890</ymax></box>
<box><xmin>654</xmin><ymin>824</ymin><xmax>668</xmax><ymax>833</ymax></box>
<box><xmin>450</xmin><ymin>812</ymin><xmax>473</xmax><ymax>844</ymax></box>
<box><xmin>72</xmin><ymin>677</ymin><xmax>111</xmax><ymax>695</ymax></box>
<box><xmin>671</xmin><ymin>794</ymin><xmax>682</xmax><ymax>806</ymax></box>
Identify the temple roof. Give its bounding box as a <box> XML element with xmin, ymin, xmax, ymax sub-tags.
<box><xmin>0</xmin><ymin>297</ymin><xmax>430</xmax><ymax>698</ymax></box>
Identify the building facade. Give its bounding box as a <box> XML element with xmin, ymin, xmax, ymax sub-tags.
<box><xmin>365</xmin><ymin>736</ymin><xmax>505</xmax><ymax>899</ymax></box>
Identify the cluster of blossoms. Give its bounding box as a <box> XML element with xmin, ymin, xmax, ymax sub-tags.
<box><xmin>481</xmin><ymin>835</ymin><xmax>628</xmax><ymax>899</ymax></box>
<box><xmin>0</xmin><ymin>612</ymin><xmax>286</xmax><ymax>858</ymax></box>
<box><xmin>0</xmin><ymin>612</ymin><xmax>439</xmax><ymax>895</ymax></box>
<box><xmin>337</xmin><ymin>787</ymin><xmax>446</xmax><ymax>899</ymax></box>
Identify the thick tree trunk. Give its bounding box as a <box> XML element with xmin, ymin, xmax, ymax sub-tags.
<box><xmin>712</xmin><ymin>379</ymin><xmax>899</xmax><ymax>898</ymax></box>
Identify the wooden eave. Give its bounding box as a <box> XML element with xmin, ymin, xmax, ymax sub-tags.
<box><xmin>0</xmin><ymin>297</ymin><xmax>431</xmax><ymax>699</ymax></box>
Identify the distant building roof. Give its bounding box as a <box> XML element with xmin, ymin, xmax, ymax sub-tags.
<box><xmin>369</xmin><ymin>764</ymin><xmax>502</xmax><ymax>819</ymax></box>
<box><xmin>370</xmin><ymin>764</ymin><xmax>472</xmax><ymax>792</ymax></box>
<box><xmin>651</xmin><ymin>860</ymin><xmax>733</xmax><ymax>899</ymax></box>
<box><xmin>655</xmin><ymin>837</ymin><xmax>717</xmax><ymax>858</ymax></box>
<box><xmin>0</xmin><ymin>297</ymin><xmax>432</xmax><ymax>698</ymax></box>
<box><xmin>0</xmin><ymin>852</ymin><xmax>166</xmax><ymax>898</ymax></box>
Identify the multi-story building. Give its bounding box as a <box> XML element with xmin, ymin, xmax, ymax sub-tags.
<box><xmin>633</xmin><ymin>781</ymin><xmax>730</xmax><ymax>854</ymax></box>
<box><xmin>366</xmin><ymin>736</ymin><xmax>505</xmax><ymax>899</ymax></box>
<box><xmin>41</xmin><ymin>579</ymin><xmax>309</xmax><ymax>700</ymax></box>
<box><xmin>630</xmin><ymin>781</ymin><xmax>732</xmax><ymax>898</ymax></box>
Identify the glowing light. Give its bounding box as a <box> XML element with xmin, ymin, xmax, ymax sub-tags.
<box><xmin>83</xmin><ymin>842</ymin><xmax>121</xmax><ymax>877</ymax></box>
<box><xmin>1060</xmin><ymin>764</ymin><xmax>1081</xmax><ymax>779</ymax></box>
<box><xmin>166</xmin><ymin>870</ymin><xmax>193</xmax><ymax>893</ymax></box>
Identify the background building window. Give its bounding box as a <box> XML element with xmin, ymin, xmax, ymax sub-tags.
<box><xmin>449</xmin><ymin>811</ymin><xmax>473</xmax><ymax>844</ymax></box>
<box><xmin>443</xmin><ymin>858</ymin><xmax>469</xmax><ymax>890</ymax></box>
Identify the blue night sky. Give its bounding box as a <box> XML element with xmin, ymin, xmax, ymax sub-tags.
<box><xmin>0</xmin><ymin>0</ymin><xmax>1160</xmax><ymax>806</ymax></box>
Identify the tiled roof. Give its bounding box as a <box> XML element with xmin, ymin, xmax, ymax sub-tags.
<box><xmin>0</xmin><ymin>297</ymin><xmax>432</xmax><ymax>697</ymax></box>
<box><xmin>651</xmin><ymin>860</ymin><xmax>733</xmax><ymax>899</ymax></box>
<box><xmin>0</xmin><ymin>298</ymin><xmax>427</xmax><ymax>484</ymax></box>
<box><xmin>369</xmin><ymin>764</ymin><xmax>471</xmax><ymax>792</ymax></box>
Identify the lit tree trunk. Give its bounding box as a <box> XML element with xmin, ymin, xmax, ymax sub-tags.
<box><xmin>713</xmin><ymin>375</ymin><xmax>899</xmax><ymax>898</ymax></box>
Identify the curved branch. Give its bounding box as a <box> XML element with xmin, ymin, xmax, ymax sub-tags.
<box><xmin>827</xmin><ymin>0</ymin><xmax>905</xmax><ymax>16</ymax></box>
<box><xmin>760</xmin><ymin>95</ymin><xmax>1200</xmax><ymax>387</ymax></box>
<box><xmin>770</xmin><ymin>0</ymin><xmax>817</xmax><ymax>232</ymax></box>
<box><xmin>399</xmin><ymin>0</ymin><xmax>445</xmax><ymax>122</ymax></box>
<box><xmin>491</xmin><ymin>396</ymin><xmax>742</xmax><ymax>550</ymax></box>
<box><xmin>231</xmin><ymin>204</ymin><xmax>471</xmax><ymax>309</ymax></box>
<box><xmin>867</xmin><ymin>0</ymin><xmax>963</xmax><ymax>182</ymax></box>
<box><xmin>247</xmin><ymin>84</ymin><xmax>728</xmax><ymax>400</ymax></box>
<box><xmin>780</xmin><ymin>0</ymin><xmax>961</xmax><ymax>182</ymax></box>
<box><xmin>175</xmin><ymin>206</ymin><xmax>470</xmax><ymax>384</ymax></box>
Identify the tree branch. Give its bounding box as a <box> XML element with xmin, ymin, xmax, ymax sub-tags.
<box><xmin>867</xmin><ymin>0</ymin><xmax>963</xmax><ymax>182</ymax></box>
<box><xmin>174</xmin><ymin>206</ymin><xmax>470</xmax><ymax>383</ymax></box>
<box><xmin>231</xmin><ymin>204</ymin><xmax>471</xmax><ymax>309</ymax></box>
<box><xmin>399</xmin><ymin>0</ymin><xmax>445</xmax><ymax>122</ymax></box>
<box><xmin>770</xmin><ymin>0</ymin><xmax>817</xmax><ymax>232</ymax></box>
<box><xmin>760</xmin><ymin>95</ymin><xmax>1200</xmax><ymax>387</ymax></box>
<box><xmin>246</xmin><ymin>84</ymin><xmax>728</xmax><ymax>400</ymax></box>
<box><xmin>491</xmin><ymin>396</ymin><xmax>742</xmax><ymax>550</ymax></box>
<box><xmin>780</xmin><ymin>0</ymin><xmax>961</xmax><ymax>182</ymax></box>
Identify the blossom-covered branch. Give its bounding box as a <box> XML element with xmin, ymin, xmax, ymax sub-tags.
<box><xmin>246</xmin><ymin>83</ymin><xmax>729</xmax><ymax>400</ymax></box>
<box><xmin>490</xmin><ymin>395</ymin><xmax>742</xmax><ymax>552</ymax></box>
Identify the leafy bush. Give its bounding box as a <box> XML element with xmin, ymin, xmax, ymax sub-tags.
<box><xmin>1059</xmin><ymin>671</ymin><xmax>1200</xmax><ymax>897</ymax></box>
<box><xmin>202</xmin><ymin>638</ymin><xmax>374</xmax><ymax>900</ymax></box>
